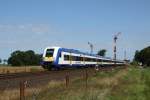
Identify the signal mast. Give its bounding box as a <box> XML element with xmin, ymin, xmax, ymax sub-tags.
<box><xmin>113</xmin><ymin>32</ymin><xmax>121</xmax><ymax>61</ymax></box>
<box><xmin>88</xmin><ymin>42</ymin><xmax>93</xmax><ymax>55</ymax></box>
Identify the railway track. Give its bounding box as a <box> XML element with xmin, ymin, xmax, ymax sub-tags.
<box><xmin>0</xmin><ymin>68</ymin><xmax>93</xmax><ymax>80</ymax></box>
<box><xmin>0</xmin><ymin>66</ymin><xmax>124</xmax><ymax>80</ymax></box>
<box><xmin>0</xmin><ymin>71</ymin><xmax>58</xmax><ymax>80</ymax></box>
<box><xmin>0</xmin><ymin>68</ymin><xmax>94</xmax><ymax>89</ymax></box>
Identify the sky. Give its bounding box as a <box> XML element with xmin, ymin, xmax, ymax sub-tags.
<box><xmin>0</xmin><ymin>0</ymin><xmax>150</xmax><ymax>60</ymax></box>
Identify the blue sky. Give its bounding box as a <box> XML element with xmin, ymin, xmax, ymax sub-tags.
<box><xmin>0</xmin><ymin>0</ymin><xmax>150</xmax><ymax>60</ymax></box>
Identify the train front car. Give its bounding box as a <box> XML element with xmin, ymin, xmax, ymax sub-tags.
<box><xmin>41</xmin><ymin>47</ymin><xmax>60</xmax><ymax>70</ymax></box>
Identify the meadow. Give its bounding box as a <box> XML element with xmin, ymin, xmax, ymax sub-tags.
<box><xmin>26</xmin><ymin>65</ymin><xmax>150</xmax><ymax>100</ymax></box>
<box><xmin>1</xmin><ymin>65</ymin><xmax>150</xmax><ymax>100</ymax></box>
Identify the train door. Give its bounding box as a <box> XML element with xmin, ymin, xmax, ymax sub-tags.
<box><xmin>69</xmin><ymin>51</ymin><xmax>72</xmax><ymax>66</ymax></box>
<box><xmin>58</xmin><ymin>52</ymin><xmax>62</xmax><ymax>64</ymax></box>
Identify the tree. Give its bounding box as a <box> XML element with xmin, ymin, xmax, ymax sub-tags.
<box><xmin>134</xmin><ymin>50</ymin><xmax>140</xmax><ymax>62</ymax></box>
<box><xmin>97</xmin><ymin>49</ymin><xmax>107</xmax><ymax>57</ymax></box>
<box><xmin>0</xmin><ymin>58</ymin><xmax>1</xmax><ymax>64</ymax></box>
<box><xmin>8</xmin><ymin>50</ymin><xmax>42</xmax><ymax>66</ymax></box>
<box><xmin>8</xmin><ymin>51</ymin><xmax>24</xmax><ymax>66</ymax></box>
<box><xmin>134</xmin><ymin>46</ymin><xmax>150</xmax><ymax>66</ymax></box>
<box><xmin>140</xmin><ymin>46</ymin><xmax>150</xmax><ymax>66</ymax></box>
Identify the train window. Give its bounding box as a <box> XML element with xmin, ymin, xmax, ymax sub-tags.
<box><xmin>84</xmin><ymin>57</ymin><xmax>97</xmax><ymax>62</ymax></box>
<box><xmin>46</xmin><ymin>49</ymin><xmax>54</xmax><ymax>57</ymax></box>
<box><xmin>83</xmin><ymin>57</ymin><xmax>87</xmax><ymax>61</ymax></box>
<box><xmin>71</xmin><ymin>56</ymin><xmax>74</xmax><ymax>61</ymax></box>
<box><xmin>98</xmin><ymin>59</ymin><xmax>102</xmax><ymax>62</ymax></box>
<box><xmin>102</xmin><ymin>60</ymin><xmax>106</xmax><ymax>62</ymax></box>
<box><xmin>87</xmin><ymin>58</ymin><xmax>91</xmax><ymax>62</ymax></box>
<box><xmin>76</xmin><ymin>56</ymin><xmax>80</xmax><ymax>61</ymax></box>
<box><xmin>64</xmin><ymin>55</ymin><xmax>69</xmax><ymax>61</ymax></box>
<box><xmin>93</xmin><ymin>58</ymin><xmax>95</xmax><ymax>62</ymax></box>
<box><xmin>81</xmin><ymin>57</ymin><xmax>83</xmax><ymax>61</ymax></box>
<box><xmin>105</xmin><ymin>60</ymin><xmax>108</xmax><ymax>62</ymax></box>
<box><xmin>85</xmin><ymin>57</ymin><xmax>88</xmax><ymax>61</ymax></box>
<box><xmin>71</xmin><ymin>56</ymin><xmax>76</xmax><ymax>61</ymax></box>
<box><xmin>86</xmin><ymin>58</ymin><xmax>88</xmax><ymax>61</ymax></box>
<box><xmin>91</xmin><ymin>58</ymin><xmax>94</xmax><ymax>62</ymax></box>
<box><xmin>92</xmin><ymin>58</ymin><xmax>96</xmax><ymax>62</ymax></box>
<box><xmin>88</xmin><ymin>58</ymin><xmax>91</xmax><ymax>61</ymax></box>
<box><xmin>84</xmin><ymin>57</ymin><xmax>87</xmax><ymax>61</ymax></box>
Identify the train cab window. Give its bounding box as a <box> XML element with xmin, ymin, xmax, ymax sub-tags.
<box><xmin>46</xmin><ymin>49</ymin><xmax>54</xmax><ymax>57</ymax></box>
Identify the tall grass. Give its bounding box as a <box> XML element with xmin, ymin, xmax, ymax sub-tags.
<box><xmin>27</xmin><ymin>66</ymin><xmax>150</xmax><ymax>100</ymax></box>
<box><xmin>2</xmin><ymin>66</ymin><xmax>150</xmax><ymax>100</ymax></box>
<box><xmin>27</xmin><ymin>67</ymin><xmax>127</xmax><ymax>100</ymax></box>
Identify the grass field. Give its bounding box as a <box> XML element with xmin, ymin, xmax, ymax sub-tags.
<box><xmin>1</xmin><ymin>65</ymin><xmax>150</xmax><ymax>100</ymax></box>
<box><xmin>25</xmin><ymin>66</ymin><xmax>150</xmax><ymax>100</ymax></box>
<box><xmin>0</xmin><ymin>66</ymin><xmax>44</xmax><ymax>74</ymax></box>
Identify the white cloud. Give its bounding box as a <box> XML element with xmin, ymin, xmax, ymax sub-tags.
<box><xmin>0</xmin><ymin>24</ymin><xmax>53</xmax><ymax>34</ymax></box>
<box><xmin>31</xmin><ymin>24</ymin><xmax>50</xmax><ymax>34</ymax></box>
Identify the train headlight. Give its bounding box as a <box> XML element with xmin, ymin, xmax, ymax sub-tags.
<box><xmin>43</xmin><ymin>57</ymin><xmax>54</xmax><ymax>62</ymax></box>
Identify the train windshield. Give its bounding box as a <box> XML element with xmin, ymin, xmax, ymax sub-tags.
<box><xmin>46</xmin><ymin>49</ymin><xmax>54</xmax><ymax>57</ymax></box>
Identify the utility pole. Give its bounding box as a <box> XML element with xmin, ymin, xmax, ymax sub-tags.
<box><xmin>113</xmin><ymin>32</ymin><xmax>121</xmax><ymax>60</ymax></box>
<box><xmin>88</xmin><ymin>42</ymin><xmax>93</xmax><ymax>54</ymax></box>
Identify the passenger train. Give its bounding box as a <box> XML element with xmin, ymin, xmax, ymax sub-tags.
<box><xmin>41</xmin><ymin>46</ymin><xmax>125</xmax><ymax>70</ymax></box>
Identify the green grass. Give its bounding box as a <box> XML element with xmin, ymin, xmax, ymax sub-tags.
<box><xmin>27</xmin><ymin>66</ymin><xmax>150</xmax><ymax>100</ymax></box>
<box><xmin>109</xmin><ymin>66</ymin><xmax>150</xmax><ymax>100</ymax></box>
